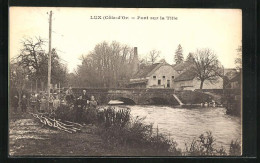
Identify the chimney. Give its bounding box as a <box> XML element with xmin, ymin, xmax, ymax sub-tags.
<box><xmin>132</xmin><ymin>47</ymin><xmax>139</xmax><ymax>76</ymax></box>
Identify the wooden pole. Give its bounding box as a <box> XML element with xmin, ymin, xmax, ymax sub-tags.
<box><xmin>47</xmin><ymin>11</ymin><xmax>52</xmax><ymax>108</ymax></box>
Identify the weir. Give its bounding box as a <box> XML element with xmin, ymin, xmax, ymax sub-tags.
<box><xmin>173</xmin><ymin>94</ymin><xmax>184</xmax><ymax>106</ymax></box>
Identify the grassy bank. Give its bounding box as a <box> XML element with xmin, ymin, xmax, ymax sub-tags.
<box><xmin>52</xmin><ymin>105</ymin><xmax>241</xmax><ymax>156</ymax></box>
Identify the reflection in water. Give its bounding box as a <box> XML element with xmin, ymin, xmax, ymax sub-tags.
<box><xmin>122</xmin><ymin>105</ymin><xmax>241</xmax><ymax>150</ymax></box>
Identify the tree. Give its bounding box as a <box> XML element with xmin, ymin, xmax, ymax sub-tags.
<box><xmin>14</xmin><ymin>36</ymin><xmax>69</xmax><ymax>92</ymax></box>
<box><xmin>74</xmin><ymin>41</ymin><xmax>135</xmax><ymax>88</ymax></box>
<box><xmin>174</xmin><ymin>44</ymin><xmax>184</xmax><ymax>64</ymax></box>
<box><xmin>10</xmin><ymin>62</ymin><xmax>29</xmax><ymax>107</ymax></box>
<box><xmin>186</xmin><ymin>52</ymin><xmax>195</xmax><ymax>62</ymax></box>
<box><xmin>147</xmin><ymin>49</ymin><xmax>160</xmax><ymax>64</ymax></box>
<box><xmin>235</xmin><ymin>45</ymin><xmax>242</xmax><ymax>70</ymax></box>
<box><xmin>191</xmin><ymin>48</ymin><xmax>222</xmax><ymax>89</ymax></box>
<box><xmin>15</xmin><ymin>37</ymin><xmax>46</xmax><ymax>92</ymax></box>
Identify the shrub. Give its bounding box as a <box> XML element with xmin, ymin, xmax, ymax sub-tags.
<box><xmin>229</xmin><ymin>140</ymin><xmax>241</xmax><ymax>156</ymax></box>
<box><xmin>54</xmin><ymin>104</ymin><xmax>98</xmax><ymax>124</ymax></box>
<box><xmin>97</xmin><ymin>107</ymin><xmax>130</xmax><ymax>128</ymax></box>
<box><xmin>97</xmin><ymin>108</ymin><xmax>182</xmax><ymax>156</ymax></box>
<box><xmin>185</xmin><ymin>131</ymin><xmax>227</xmax><ymax>156</ymax></box>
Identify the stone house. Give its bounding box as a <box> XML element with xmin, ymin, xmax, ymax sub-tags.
<box><xmin>229</xmin><ymin>71</ymin><xmax>242</xmax><ymax>89</ymax></box>
<box><xmin>127</xmin><ymin>62</ymin><xmax>178</xmax><ymax>88</ymax></box>
<box><xmin>173</xmin><ymin>70</ymin><xmax>223</xmax><ymax>90</ymax></box>
<box><xmin>173</xmin><ymin>62</ymin><xmax>225</xmax><ymax>90</ymax></box>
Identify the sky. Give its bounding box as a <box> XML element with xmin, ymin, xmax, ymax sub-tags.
<box><xmin>9</xmin><ymin>7</ymin><xmax>242</xmax><ymax>73</ymax></box>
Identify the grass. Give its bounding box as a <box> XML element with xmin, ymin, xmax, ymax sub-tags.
<box><xmin>51</xmin><ymin>105</ymin><xmax>241</xmax><ymax>156</ymax></box>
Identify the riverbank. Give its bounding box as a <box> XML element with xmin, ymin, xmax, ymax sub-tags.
<box><xmin>10</xmin><ymin>111</ymin><xmax>166</xmax><ymax>156</ymax></box>
<box><xmin>9</xmin><ymin>106</ymin><xmax>241</xmax><ymax>156</ymax></box>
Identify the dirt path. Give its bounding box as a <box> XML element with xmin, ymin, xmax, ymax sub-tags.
<box><xmin>9</xmin><ymin>111</ymin><xmax>115</xmax><ymax>156</ymax></box>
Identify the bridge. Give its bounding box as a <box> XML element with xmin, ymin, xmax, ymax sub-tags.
<box><xmin>69</xmin><ymin>88</ymin><xmax>181</xmax><ymax>105</ymax></box>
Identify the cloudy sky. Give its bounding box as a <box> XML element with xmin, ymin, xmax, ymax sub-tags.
<box><xmin>9</xmin><ymin>7</ymin><xmax>242</xmax><ymax>72</ymax></box>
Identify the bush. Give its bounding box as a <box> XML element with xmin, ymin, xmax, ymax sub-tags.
<box><xmin>54</xmin><ymin>104</ymin><xmax>98</xmax><ymax>124</ymax></box>
<box><xmin>97</xmin><ymin>108</ymin><xmax>182</xmax><ymax>156</ymax></box>
<box><xmin>229</xmin><ymin>140</ymin><xmax>241</xmax><ymax>156</ymax></box>
<box><xmin>97</xmin><ymin>107</ymin><xmax>130</xmax><ymax>128</ymax></box>
<box><xmin>185</xmin><ymin>131</ymin><xmax>227</xmax><ymax>156</ymax></box>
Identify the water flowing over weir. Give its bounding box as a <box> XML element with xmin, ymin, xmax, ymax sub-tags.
<box><xmin>122</xmin><ymin>105</ymin><xmax>242</xmax><ymax>151</ymax></box>
<box><xmin>173</xmin><ymin>94</ymin><xmax>184</xmax><ymax>105</ymax></box>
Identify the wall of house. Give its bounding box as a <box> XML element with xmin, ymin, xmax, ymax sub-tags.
<box><xmin>174</xmin><ymin>77</ymin><xmax>223</xmax><ymax>90</ymax></box>
<box><xmin>174</xmin><ymin>80</ymin><xmax>194</xmax><ymax>90</ymax></box>
<box><xmin>192</xmin><ymin>77</ymin><xmax>223</xmax><ymax>90</ymax></box>
<box><xmin>146</xmin><ymin>65</ymin><xmax>177</xmax><ymax>88</ymax></box>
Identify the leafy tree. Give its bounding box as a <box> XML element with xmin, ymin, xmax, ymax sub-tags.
<box><xmin>174</xmin><ymin>44</ymin><xmax>184</xmax><ymax>64</ymax></box>
<box><xmin>186</xmin><ymin>52</ymin><xmax>195</xmax><ymax>62</ymax></box>
<box><xmin>191</xmin><ymin>48</ymin><xmax>222</xmax><ymax>89</ymax></box>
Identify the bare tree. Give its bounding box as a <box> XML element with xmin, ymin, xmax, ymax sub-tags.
<box><xmin>191</xmin><ymin>48</ymin><xmax>222</xmax><ymax>89</ymax></box>
<box><xmin>15</xmin><ymin>37</ymin><xmax>46</xmax><ymax>92</ymax></box>
<box><xmin>75</xmin><ymin>41</ymin><xmax>134</xmax><ymax>88</ymax></box>
<box><xmin>14</xmin><ymin>37</ymin><xmax>69</xmax><ymax>91</ymax></box>
<box><xmin>148</xmin><ymin>49</ymin><xmax>161</xmax><ymax>64</ymax></box>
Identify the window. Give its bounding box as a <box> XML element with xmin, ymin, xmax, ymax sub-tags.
<box><xmin>158</xmin><ymin>80</ymin><xmax>161</xmax><ymax>85</ymax></box>
<box><xmin>167</xmin><ymin>80</ymin><xmax>170</xmax><ymax>87</ymax></box>
<box><xmin>162</xmin><ymin>76</ymin><xmax>165</xmax><ymax>79</ymax></box>
<box><xmin>153</xmin><ymin>76</ymin><xmax>156</xmax><ymax>79</ymax></box>
<box><xmin>172</xmin><ymin>76</ymin><xmax>175</xmax><ymax>79</ymax></box>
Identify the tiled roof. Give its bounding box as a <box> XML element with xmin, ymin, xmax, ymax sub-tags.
<box><xmin>229</xmin><ymin>71</ymin><xmax>241</xmax><ymax>82</ymax></box>
<box><xmin>173</xmin><ymin>61</ymin><xmax>194</xmax><ymax>71</ymax></box>
<box><xmin>174</xmin><ymin>70</ymin><xmax>197</xmax><ymax>82</ymax></box>
<box><xmin>133</xmin><ymin>63</ymin><xmax>160</xmax><ymax>78</ymax></box>
<box><xmin>224</xmin><ymin>69</ymin><xmax>237</xmax><ymax>80</ymax></box>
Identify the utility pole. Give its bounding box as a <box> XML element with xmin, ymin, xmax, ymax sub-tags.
<box><xmin>47</xmin><ymin>10</ymin><xmax>52</xmax><ymax>108</ymax></box>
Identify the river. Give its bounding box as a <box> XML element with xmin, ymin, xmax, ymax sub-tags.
<box><xmin>117</xmin><ymin>105</ymin><xmax>242</xmax><ymax>151</ymax></box>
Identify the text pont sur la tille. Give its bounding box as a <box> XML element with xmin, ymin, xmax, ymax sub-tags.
<box><xmin>90</xmin><ymin>15</ymin><xmax>178</xmax><ymax>20</ymax></box>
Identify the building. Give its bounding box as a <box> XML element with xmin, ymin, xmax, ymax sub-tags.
<box><xmin>173</xmin><ymin>62</ymin><xmax>224</xmax><ymax>90</ymax></box>
<box><xmin>128</xmin><ymin>62</ymin><xmax>178</xmax><ymax>88</ymax></box>
<box><xmin>229</xmin><ymin>71</ymin><xmax>242</xmax><ymax>89</ymax></box>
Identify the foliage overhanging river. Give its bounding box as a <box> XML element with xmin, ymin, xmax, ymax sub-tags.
<box><xmin>114</xmin><ymin>105</ymin><xmax>242</xmax><ymax>151</ymax></box>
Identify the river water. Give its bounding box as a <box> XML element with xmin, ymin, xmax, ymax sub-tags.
<box><xmin>120</xmin><ymin>105</ymin><xmax>242</xmax><ymax>151</ymax></box>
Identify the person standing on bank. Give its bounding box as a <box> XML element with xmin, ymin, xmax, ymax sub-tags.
<box><xmin>89</xmin><ymin>95</ymin><xmax>98</xmax><ymax>109</ymax></box>
<box><xmin>66</xmin><ymin>86</ymin><xmax>74</xmax><ymax>104</ymax></box>
<box><xmin>21</xmin><ymin>94</ymin><xmax>27</xmax><ymax>112</ymax></box>
<box><xmin>75</xmin><ymin>96</ymin><xmax>84</xmax><ymax>122</ymax></box>
<box><xmin>82</xmin><ymin>90</ymin><xmax>90</xmax><ymax>108</ymax></box>
<box><xmin>53</xmin><ymin>95</ymin><xmax>60</xmax><ymax>111</ymax></box>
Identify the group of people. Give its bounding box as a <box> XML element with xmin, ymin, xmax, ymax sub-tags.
<box><xmin>65</xmin><ymin>86</ymin><xmax>98</xmax><ymax>109</ymax></box>
<box><xmin>11</xmin><ymin>86</ymin><xmax>98</xmax><ymax>114</ymax></box>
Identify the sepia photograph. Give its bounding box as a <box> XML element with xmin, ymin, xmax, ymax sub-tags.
<box><xmin>9</xmin><ymin>7</ymin><xmax>242</xmax><ymax>156</ymax></box>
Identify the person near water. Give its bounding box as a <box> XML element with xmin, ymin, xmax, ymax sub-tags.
<box><xmin>53</xmin><ymin>95</ymin><xmax>60</xmax><ymax>111</ymax></box>
<box><xmin>66</xmin><ymin>86</ymin><xmax>74</xmax><ymax>104</ymax></box>
<box><xmin>86</xmin><ymin>95</ymin><xmax>98</xmax><ymax>124</ymax></box>
<box><xmin>75</xmin><ymin>95</ymin><xmax>84</xmax><ymax>122</ymax></box>
<box><xmin>89</xmin><ymin>95</ymin><xmax>97</xmax><ymax>109</ymax></box>
<box><xmin>49</xmin><ymin>94</ymin><xmax>54</xmax><ymax>112</ymax></box>
<box><xmin>82</xmin><ymin>90</ymin><xmax>90</xmax><ymax>108</ymax></box>
<box><xmin>30</xmin><ymin>93</ymin><xmax>37</xmax><ymax>111</ymax></box>
<box><xmin>40</xmin><ymin>96</ymin><xmax>48</xmax><ymax>112</ymax></box>
<box><xmin>21</xmin><ymin>94</ymin><xmax>27</xmax><ymax>112</ymax></box>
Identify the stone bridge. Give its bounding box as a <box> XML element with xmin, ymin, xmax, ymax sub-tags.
<box><xmin>69</xmin><ymin>88</ymin><xmax>180</xmax><ymax>105</ymax></box>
